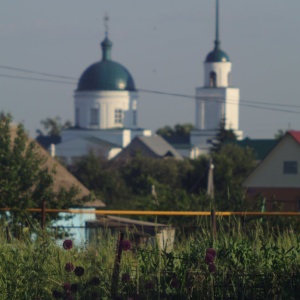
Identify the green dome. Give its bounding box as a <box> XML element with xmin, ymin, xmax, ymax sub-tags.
<box><xmin>77</xmin><ymin>60</ymin><xmax>136</xmax><ymax>91</ymax></box>
<box><xmin>206</xmin><ymin>41</ymin><xmax>230</xmax><ymax>63</ymax></box>
<box><xmin>77</xmin><ymin>36</ymin><xmax>136</xmax><ymax>92</ymax></box>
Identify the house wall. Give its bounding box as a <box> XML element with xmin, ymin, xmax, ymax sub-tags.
<box><xmin>247</xmin><ymin>187</ymin><xmax>300</xmax><ymax>211</ymax></box>
<box><xmin>243</xmin><ymin>135</ymin><xmax>300</xmax><ymax>188</ymax></box>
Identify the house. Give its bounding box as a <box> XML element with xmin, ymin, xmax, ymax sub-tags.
<box><xmin>113</xmin><ymin>135</ymin><xmax>183</xmax><ymax>160</ymax></box>
<box><xmin>243</xmin><ymin>131</ymin><xmax>300</xmax><ymax>211</ymax></box>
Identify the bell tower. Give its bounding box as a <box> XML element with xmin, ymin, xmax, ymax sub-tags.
<box><xmin>191</xmin><ymin>0</ymin><xmax>243</xmax><ymax>152</ymax></box>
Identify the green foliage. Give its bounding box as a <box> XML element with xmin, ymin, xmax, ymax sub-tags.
<box><xmin>0</xmin><ymin>113</ymin><xmax>82</xmax><ymax>228</ymax></box>
<box><xmin>274</xmin><ymin>129</ymin><xmax>286</xmax><ymax>140</ymax></box>
<box><xmin>71</xmin><ymin>143</ymin><xmax>257</xmax><ymax>218</ymax></box>
<box><xmin>40</xmin><ymin>116</ymin><xmax>71</xmax><ymax>136</ymax></box>
<box><xmin>210</xmin><ymin>118</ymin><xmax>237</xmax><ymax>153</ymax></box>
<box><xmin>211</xmin><ymin>144</ymin><xmax>256</xmax><ymax>210</ymax></box>
<box><xmin>156</xmin><ymin>123</ymin><xmax>194</xmax><ymax>137</ymax></box>
<box><xmin>0</xmin><ymin>221</ymin><xmax>299</xmax><ymax>299</ymax></box>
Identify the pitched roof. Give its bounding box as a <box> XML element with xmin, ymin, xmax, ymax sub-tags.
<box><xmin>14</xmin><ymin>127</ymin><xmax>105</xmax><ymax>207</ymax></box>
<box><xmin>82</xmin><ymin>136</ymin><xmax>120</xmax><ymax>148</ymax></box>
<box><xmin>288</xmin><ymin>131</ymin><xmax>300</xmax><ymax>144</ymax></box>
<box><xmin>137</xmin><ymin>135</ymin><xmax>183</xmax><ymax>159</ymax></box>
<box><xmin>113</xmin><ymin>135</ymin><xmax>183</xmax><ymax>160</ymax></box>
<box><xmin>36</xmin><ymin>135</ymin><xmax>61</xmax><ymax>149</ymax></box>
<box><xmin>231</xmin><ymin>138</ymin><xmax>278</xmax><ymax>160</ymax></box>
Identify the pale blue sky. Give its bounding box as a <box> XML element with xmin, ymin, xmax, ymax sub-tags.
<box><xmin>1</xmin><ymin>0</ymin><xmax>300</xmax><ymax>138</ymax></box>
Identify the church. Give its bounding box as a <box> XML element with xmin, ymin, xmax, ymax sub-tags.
<box><xmin>53</xmin><ymin>30</ymin><xmax>152</xmax><ymax>164</ymax></box>
<box><xmin>48</xmin><ymin>0</ymin><xmax>243</xmax><ymax>163</ymax></box>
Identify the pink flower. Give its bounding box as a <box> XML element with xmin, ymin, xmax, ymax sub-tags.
<box><xmin>120</xmin><ymin>240</ymin><xmax>131</xmax><ymax>251</ymax></box>
<box><xmin>65</xmin><ymin>262</ymin><xmax>74</xmax><ymax>272</ymax></box>
<box><xmin>63</xmin><ymin>239</ymin><xmax>73</xmax><ymax>250</ymax></box>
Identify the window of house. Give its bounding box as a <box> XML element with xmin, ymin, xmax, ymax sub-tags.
<box><xmin>90</xmin><ymin>108</ymin><xmax>99</xmax><ymax>125</ymax></box>
<box><xmin>283</xmin><ymin>161</ymin><xmax>298</xmax><ymax>174</ymax></box>
<box><xmin>209</xmin><ymin>71</ymin><xmax>217</xmax><ymax>87</ymax></box>
<box><xmin>115</xmin><ymin>109</ymin><xmax>123</xmax><ymax>124</ymax></box>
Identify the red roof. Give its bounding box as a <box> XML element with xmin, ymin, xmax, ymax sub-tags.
<box><xmin>288</xmin><ymin>131</ymin><xmax>300</xmax><ymax>144</ymax></box>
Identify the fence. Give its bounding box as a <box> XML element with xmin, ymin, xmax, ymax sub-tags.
<box><xmin>1</xmin><ymin>206</ymin><xmax>300</xmax><ymax>298</ymax></box>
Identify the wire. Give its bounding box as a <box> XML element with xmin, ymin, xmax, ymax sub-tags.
<box><xmin>0</xmin><ymin>74</ymin><xmax>76</xmax><ymax>85</ymax></box>
<box><xmin>0</xmin><ymin>65</ymin><xmax>77</xmax><ymax>80</ymax></box>
<box><xmin>1</xmin><ymin>65</ymin><xmax>300</xmax><ymax>115</ymax></box>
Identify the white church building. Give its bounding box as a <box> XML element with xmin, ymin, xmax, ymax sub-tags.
<box><xmin>55</xmin><ymin>33</ymin><xmax>151</xmax><ymax>164</ymax></box>
<box><xmin>190</xmin><ymin>0</ymin><xmax>243</xmax><ymax>155</ymax></box>
<box><xmin>52</xmin><ymin>0</ymin><xmax>243</xmax><ymax>162</ymax></box>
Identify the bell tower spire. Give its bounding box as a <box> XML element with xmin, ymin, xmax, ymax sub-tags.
<box><xmin>214</xmin><ymin>0</ymin><xmax>220</xmax><ymax>50</ymax></box>
<box><xmin>104</xmin><ymin>12</ymin><xmax>109</xmax><ymax>37</ymax></box>
<box><xmin>101</xmin><ymin>13</ymin><xmax>112</xmax><ymax>61</ymax></box>
<box><xmin>191</xmin><ymin>0</ymin><xmax>243</xmax><ymax>152</ymax></box>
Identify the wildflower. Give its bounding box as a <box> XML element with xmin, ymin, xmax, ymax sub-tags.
<box><xmin>122</xmin><ymin>273</ymin><xmax>131</xmax><ymax>283</ymax></box>
<box><xmin>120</xmin><ymin>240</ymin><xmax>131</xmax><ymax>251</ymax></box>
<box><xmin>63</xmin><ymin>283</ymin><xmax>71</xmax><ymax>292</ymax></box>
<box><xmin>170</xmin><ymin>277</ymin><xmax>180</xmax><ymax>289</ymax></box>
<box><xmin>89</xmin><ymin>276</ymin><xmax>100</xmax><ymax>286</ymax></box>
<box><xmin>206</xmin><ymin>248</ymin><xmax>216</xmax><ymax>258</ymax></box>
<box><xmin>208</xmin><ymin>263</ymin><xmax>217</xmax><ymax>273</ymax></box>
<box><xmin>63</xmin><ymin>239</ymin><xmax>73</xmax><ymax>250</ymax></box>
<box><xmin>204</xmin><ymin>253</ymin><xmax>215</xmax><ymax>265</ymax></box>
<box><xmin>65</xmin><ymin>262</ymin><xmax>75</xmax><ymax>272</ymax></box>
<box><xmin>144</xmin><ymin>280</ymin><xmax>154</xmax><ymax>290</ymax></box>
<box><xmin>70</xmin><ymin>283</ymin><xmax>79</xmax><ymax>293</ymax></box>
<box><xmin>74</xmin><ymin>266</ymin><xmax>85</xmax><ymax>277</ymax></box>
<box><xmin>52</xmin><ymin>290</ymin><xmax>63</xmax><ymax>299</ymax></box>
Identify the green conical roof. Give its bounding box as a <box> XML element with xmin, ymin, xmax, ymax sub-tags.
<box><xmin>77</xmin><ymin>36</ymin><xmax>136</xmax><ymax>92</ymax></box>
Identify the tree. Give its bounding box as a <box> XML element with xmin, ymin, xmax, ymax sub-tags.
<box><xmin>156</xmin><ymin>123</ymin><xmax>194</xmax><ymax>137</ymax></box>
<box><xmin>71</xmin><ymin>152</ymin><xmax>129</xmax><ymax>205</ymax></box>
<box><xmin>211</xmin><ymin>143</ymin><xmax>256</xmax><ymax>210</ymax></box>
<box><xmin>39</xmin><ymin>116</ymin><xmax>71</xmax><ymax>136</ymax></box>
<box><xmin>210</xmin><ymin>118</ymin><xmax>237</xmax><ymax>153</ymax></box>
<box><xmin>274</xmin><ymin>129</ymin><xmax>286</xmax><ymax>140</ymax></box>
<box><xmin>0</xmin><ymin>113</ymin><xmax>83</xmax><ymax>230</ymax></box>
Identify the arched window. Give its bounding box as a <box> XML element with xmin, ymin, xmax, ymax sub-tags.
<box><xmin>210</xmin><ymin>71</ymin><xmax>217</xmax><ymax>87</ymax></box>
<box><xmin>228</xmin><ymin>72</ymin><xmax>232</xmax><ymax>86</ymax></box>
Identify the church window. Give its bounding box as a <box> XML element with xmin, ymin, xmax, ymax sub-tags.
<box><xmin>210</xmin><ymin>71</ymin><xmax>217</xmax><ymax>87</ymax></box>
<box><xmin>90</xmin><ymin>108</ymin><xmax>99</xmax><ymax>125</ymax></box>
<box><xmin>133</xmin><ymin>110</ymin><xmax>137</xmax><ymax>126</ymax></box>
<box><xmin>283</xmin><ymin>161</ymin><xmax>297</xmax><ymax>174</ymax></box>
<box><xmin>115</xmin><ymin>109</ymin><xmax>123</xmax><ymax>124</ymax></box>
<box><xmin>228</xmin><ymin>72</ymin><xmax>232</xmax><ymax>86</ymax></box>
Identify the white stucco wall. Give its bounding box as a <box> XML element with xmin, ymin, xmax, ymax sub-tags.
<box><xmin>243</xmin><ymin>135</ymin><xmax>300</xmax><ymax>188</ymax></box>
<box><xmin>74</xmin><ymin>91</ymin><xmax>138</xmax><ymax>129</ymax></box>
<box><xmin>204</xmin><ymin>62</ymin><xmax>232</xmax><ymax>87</ymax></box>
<box><xmin>195</xmin><ymin>87</ymin><xmax>241</xmax><ymax>131</ymax></box>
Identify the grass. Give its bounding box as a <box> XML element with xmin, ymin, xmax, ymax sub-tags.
<box><xmin>0</xmin><ymin>219</ymin><xmax>299</xmax><ymax>299</ymax></box>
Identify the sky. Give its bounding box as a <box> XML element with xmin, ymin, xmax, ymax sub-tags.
<box><xmin>1</xmin><ymin>0</ymin><xmax>300</xmax><ymax>139</ymax></box>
